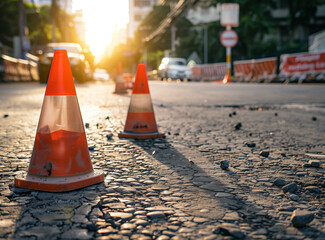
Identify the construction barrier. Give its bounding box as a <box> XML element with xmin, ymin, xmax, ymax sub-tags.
<box><xmin>191</xmin><ymin>63</ymin><xmax>227</xmax><ymax>81</ymax></box>
<box><xmin>0</xmin><ymin>54</ymin><xmax>39</xmax><ymax>82</ymax></box>
<box><xmin>123</xmin><ymin>73</ymin><xmax>133</xmax><ymax>89</ymax></box>
<box><xmin>1</xmin><ymin>55</ymin><xmax>19</xmax><ymax>82</ymax></box>
<box><xmin>17</xmin><ymin>59</ymin><xmax>30</xmax><ymax>81</ymax></box>
<box><xmin>234</xmin><ymin>57</ymin><xmax>277</xmax><ymax>83</ymax></box>
<box><xmin>279</xmin><ymin>51</ymin><xmax>325</xmax><ymax>83</ymax></box>
<box><xmin>29</xmin><ymin>61</ymin><xmax>39</xmax><ymax>81</ymax></box>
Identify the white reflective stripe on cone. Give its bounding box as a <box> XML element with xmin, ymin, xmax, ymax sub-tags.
<box><xmin>128</xmin><ymin>94</ymin><xmax>153</xmax><ymax>113</ymax></box>
<box><xmin>37</xmin><ymin>95</ymin><xmax>84</xmax><ymax>133</ymax></box>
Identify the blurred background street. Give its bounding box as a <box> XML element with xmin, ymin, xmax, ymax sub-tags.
<box><xmin>1</xmin><ymin>0</ymin><xmax>325</xmax><ymax>83</ymax></box>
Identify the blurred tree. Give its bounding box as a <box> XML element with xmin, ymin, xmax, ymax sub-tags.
<box><xmin>0</xmin><ymin>0</ymin><xmax>20</xmax><ymax>45</ymax></box>
<box><xmin>0</xmin><ymin>0</ymin><xmax>81</xmax><ymax>48</ymax></box>
<box><xmin>286</xmin><ymin>0</ymin><xmax>325</xmax><ymax>41</ymax></box>
<box><xmin>134</xmin><ymin>4</ymin><xmax>171</xmax><ymax>70</ymax></box>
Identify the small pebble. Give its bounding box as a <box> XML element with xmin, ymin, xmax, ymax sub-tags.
<box><xmin>88</xmin><ymin>145</ymin><xmax>95</xmax><ymax>151</ymax></box>
<box><xmin>274</xmin><ymin>178</ymin><xmax>286</xmax><ymax>187</ymax></box>
<box><xmin>260</xmin><ymin>151</ymin><xmax>269</xmax><ymax>157</ymax></box>
<box><xmin>234</xmin><ymin>123</ymin><xmax>242</xmax><ymax>130</ymax></box>
<box><xmin>288</xmin><ymin>193</ymin><xmax>299</xmax><ymax>201</ymax></box>
<box><xmin>291</xmin><ymin>210</ymin><xmax>314</xmax><ymax>228</ymax></box>
<box><xmin>305</xmin><ymin>186</ymin><xmax>321</xmax><ymax>194</ymax></box>
<box><xmin>220</xmin><ymin>160</ymin><xmax>229</xmax><ymax>170</ymax></box>
<box><xmin>106</xmin><ymin>133</ymin><xmax>113</xmax><ymax>140</ymax></box>
<box><xmin>245</xmin><ymin>142</ymin><xmax>256</xmax><ymax>148</ymax></box>
<box><xmin>86</xmin><ymin>223</ymin><xmax>98</xmax><ymax>231</ymax></box>
<box><xmin>309</xmin><ymin>160</ymin><xmax>321</xmax><ymax>168</ymax></box>
<box><xmin>282</xmin><ymin>182</ymin><xmax>298</xmax><ymax>193</ymax></box>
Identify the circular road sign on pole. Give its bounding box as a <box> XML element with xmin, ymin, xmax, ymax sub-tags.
<box><xmin>220</xmin><ymin>29</ymin><xmax>238</xmax><ymax>48</ymax></box>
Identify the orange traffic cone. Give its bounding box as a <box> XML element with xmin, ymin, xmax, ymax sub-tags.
<box><xmin>118</xmin><ymin>64</ymin><xmax>165</xmax><ymax>139</ymax></box>
<box><xmin>223</xmin><ymin>73</ymin><xmax>232</xmax><ymax>84</ymax></box>
<box><xmin>113</xmin><ymin>62</ymin><xmax>127</xmax><ymax>94</ymax></box>
<box><xmin>14</xmin><ymin>49</ymin><xmax>104</xmax><ymax>192</ymax></box>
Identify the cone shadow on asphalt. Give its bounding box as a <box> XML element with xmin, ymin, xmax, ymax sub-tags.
<box><xmin>131</xmin><ymin>138</ymin><xmax>259</xmax><ymax>216</ymax></box>
<box><xmin>131</xmin><ymin>138</ymin><xmax>325</xmax><ymax>237</ymax></box>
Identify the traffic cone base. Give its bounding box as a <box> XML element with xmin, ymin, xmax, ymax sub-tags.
<box><xmin>124</xmin><ymin>112</ymin><xmax>157</xmax><ymax>133</ymax></box>
<box><xmin>14</xmin><ymin>49</ymin><xmax>104</xmax><ymax>192</ymax></box>
<box><xmin>15</xmin><ymin>169</ymin><xmax>104</xmax><ymax>192</ymax></box>
<box><xmin>118</xmin><ymin>131</ymin><xmax>165</xmax><ymax>139</ymax></box>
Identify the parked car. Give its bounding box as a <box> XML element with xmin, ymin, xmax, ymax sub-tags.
<box><xmin>158</xmin><ymin>57</ymin><xmax>192</xmax><ymax>81</ymax></box>
<box><xmin>39</xmin><ymin>43</ymin><xmax>89</xmax><ymax>83</ymax></box>
<box><xmin>93</xmin><ymin>69</ymin><xmax>110</xmax><ymax>81</ymax></box>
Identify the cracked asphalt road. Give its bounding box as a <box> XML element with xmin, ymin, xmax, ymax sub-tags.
<box><xmin>0</xmin><ymin>82</ymin><xmax>324</xmax><ymax>239</ymax></box>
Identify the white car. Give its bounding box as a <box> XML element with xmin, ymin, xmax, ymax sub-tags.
<box><xmin>93</xmin><ymin>69</ymin><xmax>110</xmax><ymax>81</ymax></box>
<box><xmin>158</xmin><ymin>57</ymin><xmax>192</xmax><ymax>81</ymax></box>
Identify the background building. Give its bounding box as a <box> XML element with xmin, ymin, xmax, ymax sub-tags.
<box><xmin>128</xmin><ymin>0</ymin><xmax>159</xmax><ymax>39</ymax></box>
<box><xmin>73</xmin><ymin>9</ymin><xmax>85</xmax><ymax>44</ymax></box>
<box><xmin>186</xmin><ymin>2</ymin><xmax>220</xmax><ymax>25</ymax></box>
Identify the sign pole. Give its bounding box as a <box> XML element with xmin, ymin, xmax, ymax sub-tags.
<box><xmin>226</xmin><ymin>26</ymin><xmax>231</xmax><ymax>75</ymax></box>
<box><xmin>227</xmin><ymin>47</ymin><xmax>231</xmax><ymax>75</ymax></box>
<box><xmin>221</xmin><ymin>3</ymin><xmax>239</xmax><ymax>80</ymax></box>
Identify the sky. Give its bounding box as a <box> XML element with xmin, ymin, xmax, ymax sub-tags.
<box><xmin>73</xmin><ymin>0</ymin><xmax>129</xmax><ymax>58</ymax></box>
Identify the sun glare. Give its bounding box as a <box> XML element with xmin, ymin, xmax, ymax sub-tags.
<box><xmin>74</xmin><ymin>0</ymin><xmax>129</xmax><ymax>58</ymax></box>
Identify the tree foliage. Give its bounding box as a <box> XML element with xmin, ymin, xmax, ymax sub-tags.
<box><xmin>0</xmin><ymin>0</ymin><xmax>81</xmax><ymax>48</ymax></box>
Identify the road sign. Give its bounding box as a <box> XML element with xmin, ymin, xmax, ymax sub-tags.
<box><xmin>123</xmin><ymin>52</ymin><xmax>133</xmax><ymax>57</ymax></box>
<box><xmin>221</xmin><ymin>3</ymin><xmax>239</xmax><ymax>27</ymax></box>
<box><xmin>220</xmin><ymin>30</ymin><xmax>238</xmax><ymax>48</ymax></box>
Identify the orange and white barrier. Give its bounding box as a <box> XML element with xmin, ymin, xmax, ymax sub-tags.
<box><xmin>15</xmin><ymin>49</ymin><xmax>104</xmax><ymax>192</ymax></box>
<box><xmin>17</xmin><ymin>59</ymin><xmax>30</xmax><ymax>81</ymax></box>
<box><xmin>190</xmin><ymin>66</ymin><xmax>201</xmax><ymax>81</ymax></box>
<box><xmin>123</xmin><ymin>73</ymin><xmax>133</xmax><ymax>89</ymax></box>
<box><xmin>279</xmin><ymin>52</ymin><xmax>325</xmax><ymax>82</ymax></box>
<box><xmin>29</xmin><ymin>61</ymin><xmax>39</xmax><ymax>81</ymax></box>
<box><xmin>119</xmin><ymin>64</ymin><xmax>165</xmax><ymax>139</ymax></box>
<box><xmin>191</xmin><ymin>63</ymin><xmax>227</xmax><ymax>81</ymax></box>
<box><xmin>1</xmin><ymin>55</ymin><xmax>19</xmax><ymax>82</ymax></box>
<box><xmin>233</xmin><ymin>59</ymin><xmax>253</xmax><ymax>82</ymax></box>
<box><xmin>1</xmin><ymin>54</ymin><xmax>40</xmax><ymax>82</ymax></box>
<box><xmin>234</xmin><ymin>57</ymin><xmax>277</xmax><ymax>82</ymax></box>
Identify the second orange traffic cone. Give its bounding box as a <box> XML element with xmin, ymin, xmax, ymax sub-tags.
<box><xmin>223</xmin><ymin>73</ymin><xmax>232</xmax><ymax>84</ymax></box>
<box><xmin>14</xmin><ymin>49</ymin><xmax>104</xmax><ymax>192</ymax></box>
<box><xmin>119</xmin><ymin>64</ymin><xmax>165</xmax><ymax>139</ymax></box>
<box><xmin>113</xmin><ymin>62</ymin><xmax>127</xmax><ymax>94</ymax></box>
